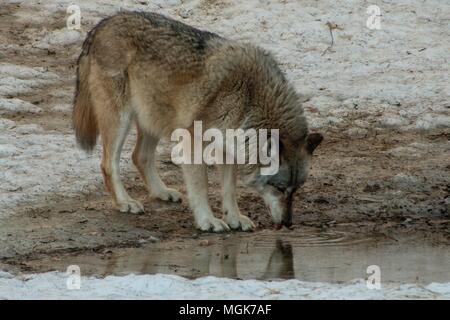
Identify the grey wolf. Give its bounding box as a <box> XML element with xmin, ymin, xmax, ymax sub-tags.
<box><xmin>73</xmin><ymin>11</ymin><xmax>323</xmax><ymax>232</ymax></box>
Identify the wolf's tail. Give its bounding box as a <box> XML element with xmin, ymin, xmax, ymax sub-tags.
<box><xmin>73</xmin><ymin>43</ymin><xmax>98</xmax><ymax>151</ymax></box>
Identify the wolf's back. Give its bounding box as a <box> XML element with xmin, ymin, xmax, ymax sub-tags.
<box><xmin>72</xmin><ymin>12</ymin><xmax>222</xmax><ymax>152</ymax></box>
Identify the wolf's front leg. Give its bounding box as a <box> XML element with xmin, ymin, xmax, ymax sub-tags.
<box><xmin>182</xmin><ymin>164</ymin><xmax>230</xmax><ymax>232</ymax></box>
<box><xmin>220</xmin><ymin>164</ymin><xmax>255</xmax><ymax>231</ymax></box>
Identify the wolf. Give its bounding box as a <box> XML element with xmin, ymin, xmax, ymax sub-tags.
<box><xmin>73</xmin><ymin>11</ymin><xmax>323</xmax><ymax>232</ymax></box>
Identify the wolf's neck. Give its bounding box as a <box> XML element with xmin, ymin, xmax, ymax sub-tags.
<box><xmin>206</xmin><ymin>42</ymin><xmax>309</xmax><ymax>142</ymax></box>
<box><xmin>246</xmin><ymin>63</ymin><xmax>309</xmax><ymax>142</ymax></box>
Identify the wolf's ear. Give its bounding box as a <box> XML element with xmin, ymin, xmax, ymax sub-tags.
<box><xmin>306</xmin><ymin>133</ymin><xmax>323</xmax><ymax>154</ymax></box>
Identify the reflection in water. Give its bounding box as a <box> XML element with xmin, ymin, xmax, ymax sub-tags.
<box><xmin>34</xmin><ymin>232</ymin><xmax>450</xmax><ymax>284</ymax></box>
<box><xmin>74</xmin><ymin>237</ymin><xmax>296</xmax><ymax>280</ymax></box>
<box><xmin>262</xmin><ymin>239</ymin><xmax>294</xmax><ymax>280</ymax></box>
<box><xmin>212</xmin><ymin>238</ymin><xmax>293</xmax><ymax>280</ymax></box>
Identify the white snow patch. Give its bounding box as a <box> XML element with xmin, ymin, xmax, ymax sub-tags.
<box><xmin>0</xmin><ymin>64</ymin><xmax>58</xmax><ymax>80</ymax></box>
<box><xmin>0</xmin><ymin>144</ymin><xmax>18</xmax><ymax>158</ymax></box>
<box><xmin>33</xmin><ymin>29</ymin><xmax>83</xmax><ymax>49</ymax></box>
<box><xmin>0</xmin><ymin>98</ymin><xmax>42</xmax><ymax>115</ymax></box>
<box><xmin>0</xmin><ymin>63</ymin><xmax>59</xmax><ymax>96</ymax></box>
<box><xmin>379</xmin><ymin>114</ymin><xmax>410</xmax><ymax>128</ymax></box>
<box><xmin>0</xmin><ymin>118</ymin><xmax>16</xmax><ymax>130</ymax></box>
<box><xmin>0</xmin><ymin>127</ymin><xmax>107</xmax><ymax>215</ymax></box>
<box><xmin>51</xmin><ymin>103</ymin><xmax>72</xmax><ymax>113</ymax></box>
<box><xmin>150</xmin><ymin>0</ymin><xmax>182</xmax><ymax>7</ymax></box>
<box><xmin>415</xmin><ymin>114</ymin><xmax>450</xmax><ymax>131</ymax></box>
<box><xmin>14</xmin><ymin>123</ymin><xmax>45</xmax><ymax>134</ymax></box>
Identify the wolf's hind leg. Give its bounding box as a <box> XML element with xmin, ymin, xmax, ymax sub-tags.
<box><xmin>220</xmin><ymin>164</ymin><xmax>255</xmax><ymax>231</ymax></box>
<box><xmin>132</xmin><ymin>125</ymin><xmax>182</xmax><ymax>202</ymax></box>
<box><xmin>182</xmin><ymin>164</ymin><xmax>230</xmax><ymax>232</ymax></box>
<box><xmin>99</xmin><ymin>111</ymin><xmax>144</xmax><ymax>214</ymax></box>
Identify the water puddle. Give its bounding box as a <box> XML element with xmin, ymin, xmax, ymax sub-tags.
<box><xmin>22</xmin><ymin>230</ymin><xmax>450</xmax><ymax>284</ymax></box>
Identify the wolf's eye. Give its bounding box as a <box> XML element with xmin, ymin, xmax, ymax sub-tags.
<box><xmin>276</xmin><ymin>186</ymin><xmax>286</xmax><ymax>193</ymax></box>
<box><xmin>270</xmin><ymin>185</ymin><xmax>286</xmax><ymax>193</ymax></box>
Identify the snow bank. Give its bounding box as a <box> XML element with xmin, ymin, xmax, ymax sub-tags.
<box><xmin>0</xmin><ymin>271</ymin><xmax>449</xmax><ymax>299</ymax></box>
<box><xmin>33</xmin><ymin>29</ymin><xmax>83</xmax><ymax>50</ymax></box>
<box><xmin>6</xmin><ymin>0</ymin><xmax>449</xmax><ymax>131</ymax></box>
<box><xmin>0</xmin><ymin>63</ymin><xmax>59</xmax><ymax>96</ymax></box>
<box><xmin>0</xmin><ymin>126</ymin><xmax>108</xmax><ymax>214</ymax></box>
<box><xmin>0</xmin><ymin>98</ymin><xmax>42</xmax><ymax>115</ymax></box>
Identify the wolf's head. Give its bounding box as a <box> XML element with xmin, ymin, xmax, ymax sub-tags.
<box><xmin>241</xmin><ymin>132</ymin><xmax>323</xmax><ymax>228</ymax></box>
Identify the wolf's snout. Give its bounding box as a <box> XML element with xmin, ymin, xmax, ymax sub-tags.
<box><xmin>274</xmin><ymin>217</ymin><xmax>292</xmax><ymax>230</ymax></box>
<box><xmin>281</xmin><ymin>218</ymin><xmax>292</xmax><ymax>227</ymax></box>
<box><xmin>261</xmin><ymin>189</ymin><xmax>295</xmax><ymax>228</ymax></box>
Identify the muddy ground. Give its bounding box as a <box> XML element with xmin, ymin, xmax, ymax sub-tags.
<box><xmin>0</xmin><ymin>2</ymin><xmax>449</xmax><ymax>278</ymax></box>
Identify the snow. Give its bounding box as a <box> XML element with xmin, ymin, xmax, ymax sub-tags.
<box><xmin>415</xmin><ymin>114</ymin><xmax>450</xmax><ymax>131</ymax></box>
<box><xmin>0</xmin><ymin>128</ymin><xmax>105</xmax><ymax>213</ymax></box>
<box><xmin>0</xmin><ymin>271</ymin><xmax>448</xmax><ymax>299</ymax></box>
<box><xmin>1</xmin><ymin>0</ymin><xmax>449</xmax><ymax>299</ymax></box>
<box><xmin>33</xmin><ymin>29</ymin><xmax>83</xmax><ymax>49</ymax></box>
<box><xmin>0</xmin><ymin>64</ymin><xmax>58</xmax><ymax>80</ymax></box>
<box><xmin>0</xmin><ymin>98</ymin><xmax>42</xmax><ymax>115</ymax></box>
<box><xmin>4</xmin><ymin>0</ymin><xmax>448</xmax><ymax>134</ymax></box>
<box><xmin>50</xmin><ymin>103</ymin><xmax>72</xmax><ymax>113</ymax></box>
<box><xmin>0</xmin><ymin>144</ymin><xmax>18</xmax><ymax>158</ymax></box>
<box><xmin>0</xmin><ymin>63</ymin><xmax>59</xmax><ymax>96</ymax></box>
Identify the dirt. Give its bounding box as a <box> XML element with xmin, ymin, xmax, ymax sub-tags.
<box><xmin>0</xmin><ymin>2</ymin><xmax>449</xmax><ymax>278</ymax></box>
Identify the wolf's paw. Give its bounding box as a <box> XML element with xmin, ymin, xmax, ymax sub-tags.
<box><xmin>197</xmin><ymin>217</ymin><xmax>230</xmax><ymax>233</ymax></box>
<box><xmin>153</xmin><ymin>188</ymin><xmax>182</xmax><ymax>203</ymax></box>
<box><xmin>225</xmin><ymin>214</ymin><xmax>256</xmax><ymax>231</ymax></box>
<box><xmin>117</xmin><ymin>199</ymin><xmax>144</xmax><ymax>214</ymax></box>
